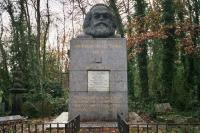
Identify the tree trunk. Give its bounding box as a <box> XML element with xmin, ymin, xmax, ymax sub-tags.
<box><xmin>109</xmin><ymin>0</ymin><xmax>125</xmax><ymax>37</ymax></box>
<box><xmin>42</xmin><ymin>0</ymin><xmax>50</xmax><ymax>82</ymax></box>
<box><xmin>161</xmin><ymin>0</ymin><xmax>176</xmax><ymax>102</ymax></box>
<box><xmin>36</xmin><ymin>0</ymin><xmax>41</xmax><ymax>60</ymax></box>
<box><xmin>0</xmin><ymin>27</ymin><xmax>9</xmax><ymax>81</ymax></box>
<box><xmin>192</xmin><ymin>0</ymin><xmax>200</xmax><ymax>101</ymax></box>
<box><xmin>134</xmin><ymin>0</ymin><xmax>149</xmax><ymax>98</ymax></box>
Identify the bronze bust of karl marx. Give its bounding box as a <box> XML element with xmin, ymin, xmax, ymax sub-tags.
<box><xmin>78</xmin><ymin>4</ymin><xmax>118</xmax><ymax>38</ymax></box>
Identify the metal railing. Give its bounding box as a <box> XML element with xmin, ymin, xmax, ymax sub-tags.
<box><xmin>0</xmin><ymin>115</ymin><xmax>80</xmax><ymax>133</ymax></box>
<box><xmin>117</xmin><ymin>114</ymin><xmax>129</xmax><ymax>133</ymax></box>
<box><xmin>117</xmin><ymin>114</ymin><xmax>200</xmax><ymax>133</ymax></box>
<box><xmin>129</xmin><ymin>123</ymin><xmax>200</xmax><ymax>133</ymax></box>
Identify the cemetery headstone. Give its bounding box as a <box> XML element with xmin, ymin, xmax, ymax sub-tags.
<box><xmin>154</xmin><ymin>103</ymin><xmax>172</xmax><ymax>113</ymax></box>
<box><xmin>10</xmin><ymin>68</ymin><xmax>26</xmax><ymax>115</ymax></box>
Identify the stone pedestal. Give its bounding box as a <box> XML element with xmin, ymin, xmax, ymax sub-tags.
<box><xmin>10</xmin><ymin>69</ymin><xmax>26</xmax><ymax>115</ymax></box>
<box><xmin>69</xmin><ymin>38</ymin><xmax>128</xmax><ymax>121</ymax></box>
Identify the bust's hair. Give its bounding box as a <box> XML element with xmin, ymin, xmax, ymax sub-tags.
<box><xmin>83</xmin><ymin>4</ymin><xmax>117</xmax><ymax>32</ymax></box>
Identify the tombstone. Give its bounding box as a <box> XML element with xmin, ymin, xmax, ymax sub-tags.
<box><xmin>10</xmin><ymin>68</ymin><xmax>26</xmax><ymax>115</ymax></box>
<box><xmin>68</xmin><ymin>4</ymin><xmax>128</xmax><ymax>121</ymax></box>
<box><xmin>154</xmin><ymin>103</ymin><xmax>172</xmax><ymax>113</ymax></box>
<box><xmin>0</xmin><ymin>115</ymin><xmax>26</xmax><ymax>123</ymax></box>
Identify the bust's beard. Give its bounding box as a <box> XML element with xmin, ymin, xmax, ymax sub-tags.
<box><xmin>84</xmin><ymin>24</ymin><xmax>115</xmax><ymax>38</ymax></box>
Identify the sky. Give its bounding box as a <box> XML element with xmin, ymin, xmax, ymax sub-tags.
<box><xmin>44</xmin><ymin>0</ymin><xmax>106</xmax><ymax>48</ymax></box>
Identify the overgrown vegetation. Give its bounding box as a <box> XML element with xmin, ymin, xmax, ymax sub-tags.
<box><xmin>0</xmin><ymin>0</ymin><xmax>69</xmax><ymax>117</ymax></box>
<box><xmin>127</xmin><ymin>0</ymin><xmax>200</xmax><ymax>120</ymax></box>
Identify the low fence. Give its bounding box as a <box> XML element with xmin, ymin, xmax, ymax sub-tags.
<box><xmin>117</xmin><ymin>114</ymin><xmax>129</xmax><ymax>133</ymax></box>
<box><xmin>0</xmin><ymin>115</ymin><xmax>80</xmax><ymax>133</ymax></box>
<box><xmin>117</xmin><ymin>114</ymin><xmax>200</xmax><ymax>133</ymax></box>
<box><xmin>129</xmin><ymin>123</ymin><xmax>200</xmax><ymax>133</ymax></box>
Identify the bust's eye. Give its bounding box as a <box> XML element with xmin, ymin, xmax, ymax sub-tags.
<box><xmin>104</xmin><ymin>13</ymin><xmax>112</xmax><ymax>19</ymax></box>
<box><xmin>94</xmin><ymin>14</ymin><xmax>100</xmax><ymax>19</ymax></box>
<box><xmin>103</xmin><ymin>14</ymin><xmax>109</xmax><ymax>19</ymax></box>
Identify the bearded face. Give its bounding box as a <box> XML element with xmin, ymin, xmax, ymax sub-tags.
<box><xmin>83</xmin><ymin>5</ymin><xmax>116</xmax><ymax>38</ymax></box>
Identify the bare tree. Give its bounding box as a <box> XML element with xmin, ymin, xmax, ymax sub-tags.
<box><xmin>42</xmin><ymin>0</ymin><xmax>50</xmax><ymax>80</ymax></box>
<box><xmin>0</xmin><ymin>16</ymin><xmax>9</xmax><ymax>79</ymax></box>
<box><xmin>36</xmin><ymin>0</ymin><xmax>41</xmax><ymax>60</ymax></box>
<box><xmin>75</xmin><ymin>0</ymin><xmax>87</xmax><ymax>19</ymax></box>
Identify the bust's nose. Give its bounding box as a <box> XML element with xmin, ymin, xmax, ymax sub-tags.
<box><xmin>99</xmin><ymin>14</ymin><xmax>104</xmax><ymax>20</ymax></box>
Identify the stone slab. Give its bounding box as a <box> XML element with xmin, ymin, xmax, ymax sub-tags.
<box><xmin>46</xmin><ymin>112</ymin><xmax>69</xmax><ymax>128</ymax></box>
<box><xmin>80</xmin><ymin>122</ymin><xmax>117</xmax><ymax>128</ymax></box>
<box><xmin>0</xmin><ymin>115</ymin><xmax>26</xmax><ymax>123</ymax></box>
<box><xmin>155</xmin><ymin>103</ymin><xmax>172</xmax><ymax>113</ymax></box>
<box><xmin>128</xmin><ymin>112</ymin><xmax>146</xmax><ymax>124</ymax></box>
<box><xmin>50</xmin><ymin>112</ymin><xmax>69</xmax><ymax>123</ymax></box>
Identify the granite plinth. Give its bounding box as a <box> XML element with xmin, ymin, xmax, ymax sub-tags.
<box><xmin>69</xmin><ymin>38</ymin><xmax>128</xmax><ymax>121</ymax></box>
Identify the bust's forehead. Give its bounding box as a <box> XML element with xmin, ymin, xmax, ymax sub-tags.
<box><xmin>90</xmin><ymin>5</ymin><xmax>110</xmax><ymax>14</ymax></box>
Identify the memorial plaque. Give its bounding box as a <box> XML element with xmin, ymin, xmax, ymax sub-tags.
<box><xmin>88</xmin><ymin>71</ymin><xmax>109</xmax><ymax>91</ymax></box>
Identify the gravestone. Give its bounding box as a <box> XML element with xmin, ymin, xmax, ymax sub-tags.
<box><xmin>155</xmin><ymin>103</ymin><xmax>172</xmax><ymax>113</ymax></box>
<box><xmin>68</xmin><ymin>4</ymin><xmax>128</xmax><ymax>121</ymax></box>
<box><xmin>10</xmin><ymin>68</ymin><xmax>26</xmax><ymax>115</ymax></box>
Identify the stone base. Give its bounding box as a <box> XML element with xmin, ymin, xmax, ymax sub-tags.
<box><xmin>80</xmin><ymin>122</ymin><xmax>118</xmax><ymax>133</ymax></box>
<box><xmin>69</xmin><ymin>92</ymin><xmax>128</xmax><ymax>121</ymax></box>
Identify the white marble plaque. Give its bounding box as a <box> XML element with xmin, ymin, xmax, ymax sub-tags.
<box><xmin>88</xmin><ymin>71</ymin><xmax>109</xmax><ymax>91</ymax></box>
